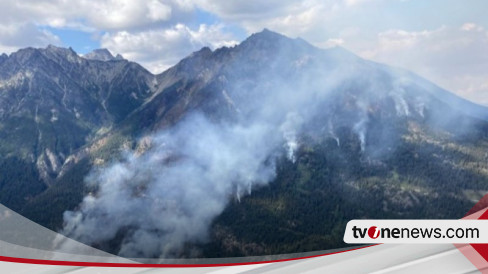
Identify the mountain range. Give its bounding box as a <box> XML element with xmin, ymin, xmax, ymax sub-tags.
<box><xmin>1</xmin><ymin>29</ymin><xmax>488</xmax><ymax>257</ymax></box>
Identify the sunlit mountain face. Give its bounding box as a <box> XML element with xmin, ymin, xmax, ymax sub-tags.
<box><xmin>1</xmin><ymin>29</ymin><xmax>487</xmax><ymax>258</ymax></box>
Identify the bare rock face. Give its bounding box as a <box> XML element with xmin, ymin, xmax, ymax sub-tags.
<box><xmin>83</xmin><ymin>48</ymin><xmax>125</xmax><ymax>61</ymax></box>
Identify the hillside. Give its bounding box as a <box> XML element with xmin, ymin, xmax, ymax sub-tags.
<box><xmin>0</xmin><ymin>29</ymin><xmax>487</xmax><ymax>258</ymax></box>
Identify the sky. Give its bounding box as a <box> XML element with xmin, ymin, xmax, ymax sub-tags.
<box><xmin>0</xmin><ymin>0</ymin><xmax>487</xmax><ymax>105</ymax></box>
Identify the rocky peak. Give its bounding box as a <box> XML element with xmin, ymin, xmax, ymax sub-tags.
<box><xmin>32</xmin><ymin>45</ymin><xmax>80</xmax><ymax>68</ymax></box>
<box><xmin>8</xmin><ymin>47</ymin><xmax>41</xmax><ymax>65</ymax></box>
<box><xmin>43</xmin><ymin>45</ymin><xmax>79</xmax><ymax>60</ymax></box>
<box><xmin>240</xmin><ymin>28</ymin><xmax>289</xmax><ymax>48</ymax></box>
<box><xmin>83</xmin><ymin>48</ymin><xmax>121</xmax><ymax>61</ymax></box>
<box><xmin>242</xmin><ymin>28</ymin><xmax>313</xmax><ymax>48</ymax></box>
<box><xmin>114</xmin><ymin>53</ymin><xmax>125</xmax><ymax>60</ymax></box>
<box><xmin>0</xmin><ymin>53</ymin><xmax>7</xmax><ymax>64</ymax></box>
<box><xmin>45</xmin><ymin>44</ymin><xmax>76</xmax><ymax>54</ymax></box>
<box><xmin>194</xmin><ymin>46</ymin><xmax>213</xmax><ymax>56</ymax></box>
<box><xmin>235</xmin><ymin>29</ymin><xmax>320</xmax><ymax>63</ymax></box>
<box><xmin>5</xmin><ymin>46</ymin><xmax>75</xmax><ymax>67</ymax></box>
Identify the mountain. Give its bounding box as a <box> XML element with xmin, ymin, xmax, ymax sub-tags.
<box><xmin>1</xmin><ymin>29</ymin><xmax>488</xmax><ymax>257</ymax></box>
<box><xmin>0</xmin><ymin>44</ymin><xmax>156</xmax><ymax>208</ymax></box>
<box><xmin>83</xmin><ymin>48</ymin><xmax>125</xmax><ymax>61</ymax></box>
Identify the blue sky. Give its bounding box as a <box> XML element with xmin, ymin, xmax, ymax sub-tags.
<box><xmin>45</xmin><ymin>27</ymin><xmax>99</xmax><ymax>53</ymax></box>
<box><xmin>0</xmin><ymin>0</ymin><xmax>487</xmax><ymax>104</ymax></box>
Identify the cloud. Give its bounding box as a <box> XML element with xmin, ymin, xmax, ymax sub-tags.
<box><xmin>195</xmin><ymin>0</ymin><xmax>375</xmax><ymax>20</ymax></box>
<box><xmin>194</xmin><ymin>0</ymin><xmax>300</xmax><ymax>20</ymax></box>
<box><xmin>1</xmin><ymin>0</ymin><xmax>190</xmax><ymax>31</ymax></box>
<box><xmin>0</xmin><ymin>0</ymin><xmax>236</xmax><ymax>72</ymax></box>
<box><xmin>193</xmin><ymin>0</ymin><xmax>385</xmax><ymax>37</ymax></box>
<box><xmin>461</xmin><ymin>23</ymin><xmax>484</xmax><ymax>32</ymax></box>
<box><xmin>101</xmin><ymin>24</ymin><xmax>238</xmax><ymax>73</ymax></box>
<box><xmin>343</xmin><ymin>0</ymin><xmax>375</xmax><ymax>6</ymax></box>
<box><xmin>319</xmin><ymin>38</ymin><xmax>345</xmax><ymax>48</ymax></box>
<box><xmin>0</xmin><ymin>23</ymin><xmax>61</xmax><ymax>54</ymax></box>
<box><xmin>195</xmin><ymin>0</ymin><xmax>333</xmax><ymax>35</ymax></box>
<box><xmin>0</xmin><ymin>0</ymin><xmax>200</xmax><ymax>54</ymax></box>
<box><xmin>357</xmin><ymin>25</ymin><xmax>488</xmax><ymax>105</ymax></box>
<box><xmin>76</xmin><ymin>0</ymin><xmax>174</xmax><ymax>30</ymax></box>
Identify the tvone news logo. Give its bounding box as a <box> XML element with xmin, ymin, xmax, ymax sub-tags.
<box><xmin>345</xmin><ymin>220</ymin><xmax>484</xmax><ymax>244</ymax></box>
<box><xmin>351</xmin><ymin>225</ymin><xmax>478</xmax><ymax>240</ymax></box>
<box><xmin>351</xmin><ymin>225</ymin><xmax>444</xmax><ymax>239</ymax></box>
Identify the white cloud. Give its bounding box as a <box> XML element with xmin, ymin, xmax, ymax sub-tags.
<box><xmin>461</xmin><ymin>23</ymin><xmax>484</xmax><ymax>32</ymax></box>
<box><xmin>357</xmin><ymin>25</ymin><xmax>488</xmax><ymax>105</ymax></box>
<box><xmin>80</xmin><ymin>0</ymin><xmax>172</xmax><ymax>30</ymax></box>
<box><xmin>361</xmin><ymin>28</ymin><xmax>443</xmax><ymax>56</ymax></box>
<box><xmin>192</xmin><ymin>0</ymin><xmax>386</xmax><ymax>51</ymax></box>
<box><xmin>343</xmin><ymin>0</ymin><xmax>374</xmax><ymax>6</ymax></box>
<box><xmin>194</xmin><ymin>0</ymin><xmax>290</xmax><ymax>20</ymax></box>
<box><xmin>101</xmin><ymin>24</ymin><xmax>238</xmax><ymax>73</ymax></box>
<box><xmin>194</xmin><ymin>0</ymin><xmax>385</xmax><ymax>36</ymax></box>
<box><xmin>195</xmin><ymin>0</ymin><xmax>338</xmax><ymax>35</ymax></box>
<box><xmin>0</xmin><ymin>0</ymin><xmax>241</xmax><ymax>75</ymax></box>
<box><xmin>195</xmin><ymin>0</ymin><xmax>375</xmax><ymax>21</ymax></box>
<box><xmin>0</xmin><ymin>23</ymin><xmax>61</xmax><ymax>54</ymax></box>
<box><xmin>0</xmin><ymin>0</ymin><xmax>233</xmax><ymax>70</ymax></box>
<box><xmin>0</xmin><ymin>0</ymin><xmax>201</xmax><ymax>56</ymax></box>
<box><xmin>319</xmin><ymin>38</ymin><xmax>345</xmax><ymax>48</ymax></box>
<box><xmin>2</xmin><ymin>0</ymin><xmax>186</xmax><ymax>31</ymax></box>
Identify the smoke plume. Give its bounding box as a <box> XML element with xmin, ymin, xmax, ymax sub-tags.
<box><xmin>60</xmin><ymin>113</ymin><xmax>290</xmax><ymax>257</ymax></box>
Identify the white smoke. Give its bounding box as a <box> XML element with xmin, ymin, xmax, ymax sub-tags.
<box><xmin>390</xmin><ymin>89</ymin><xmax>410</xmax><ymax>117</ymax></box>
<box><xmin>60</xmin><ymin>114</ymin><xmax>280</xmax><ymax>258</ymax></box>
<box><xmin>58</xmin><ymin>36</ymin><xmax>427</xmax><ymax>258</ymax></box>
<box><xmin>414</xmin><ymin>99</ymin><xmax>426</xmax><ymax>118</ymax></box>
<box><xmin>328</xmin><ymin>118</ymin><xmax>340</xmax><ymax>147</ymax></box>
<box><xmin>353</xmin><ymin>117</ymin><xmax>368</xmax><ymax>152</ymax></box>
<box><xmin>280</xmin><ymin>112</ymin><xmax>304</xmax><ymax>163</ymax></box>
<box><xmin>58</xmin><ymin>62</ymin><xmax>365</xmax><ymax>258</ymax></box>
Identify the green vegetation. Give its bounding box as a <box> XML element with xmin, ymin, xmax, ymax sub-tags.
<box><xmin>0</xmin><ymin>157</ymin><xmax>46</xmax><ymax>212</ymax></box>
<box><xmin>4</xmin><ymin>116</ymin><xmax>487</xmax><ymax>258</ymax></box>
<box><xmin>202</xmin><ymin>124</ymin><xmax>486</xmax><ymax>257</ymax></box>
